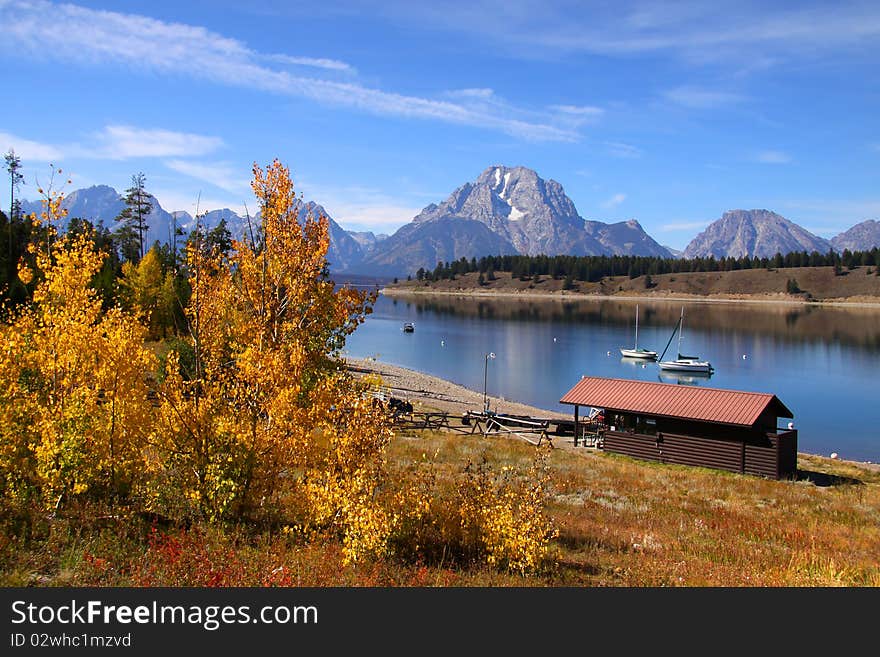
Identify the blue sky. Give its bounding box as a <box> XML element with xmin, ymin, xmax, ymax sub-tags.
<box><xmin>1</xmin><ymin>0</ymin><xmax>878</xmax><ymax>250</ymax></box>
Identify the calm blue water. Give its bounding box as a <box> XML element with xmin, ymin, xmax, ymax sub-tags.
<box><xmin>345</xmin><ymin>294</ymin><xmax>880</xmax><ymax>463</ymax></box>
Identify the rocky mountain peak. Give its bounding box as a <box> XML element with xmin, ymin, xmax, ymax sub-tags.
<box><xmin>683</xmin><ymin>209</ymin><xmax>832</xmax><ymax>259</ymax></box>
<box><xmin>830</xmin><ymin>219</ymin><xmax>880</xmax><ymax>252</ymax></box>
<box><xmin>408</xmin><ymin>164</ymin><xmax>590</xmax><ymax>256</ymax></box>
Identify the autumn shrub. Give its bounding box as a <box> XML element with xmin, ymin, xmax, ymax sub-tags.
<box><xmin>457</xmin><ymin>450</ymin><xmax>558</xmax><ymax>574</ymax></box>
<box><xmin>383</xmin><ymin>448</ymin><xmax>558</xmax><ymax>574</ymax></box>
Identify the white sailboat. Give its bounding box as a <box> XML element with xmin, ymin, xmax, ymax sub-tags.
<box><xmin>658</xmin><ymin>307</ymin><xmax>713</xmax><ymax>374</ymax></box>
<box><xmin>620</xmin><ymin>304</ymin><xmax>657</xmax><ymax>360</ymax></box>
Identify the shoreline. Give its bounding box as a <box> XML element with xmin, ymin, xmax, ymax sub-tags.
<box><xmin>346</xmin><ymin>356</ymin><xmax>570</xmax><ymax>421</ymax></box>
<box><xmin>381</xmin><ymin>286</ymin><xmax>880</xmax><ymax>309</ymax></box>
<box><xmin>346</xmin><ymin>356</ymin><xmax>879</xmax><ymax>471</ymax></box>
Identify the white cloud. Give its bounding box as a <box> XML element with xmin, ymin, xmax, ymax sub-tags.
<box><xmin>446</xmin><ymin>88</ymin><xmax>495</xmax><ymax>99</ymax></box>
<box><xmin>0</xmin><ymin>131</ymin><xmax>65</xmax><ymax>161</ymax></box>
<box><xmin>552</xmin><ymin>104</ymin><xmax>603</xmax><ymax>115</ymax></box>
<box><xmin>756</xmin><ymin>150</ymin><xmax>792</xmax><ymax>164</ymax></box>
<box><xmin>95</xmin><ymin>125</ymin><xmax>223</xmax><ymax>159</ymax></box>
<box><xmin>2</xmin><ymin>125</ymin><xmax>224</xmax><ymax>164</ymax></box>
<box><xmin>550</xmin><ymin>104</ymin><xmax>604</xmax><ymax>128</ymax></box>
<box><xmin>264</xmin><ymin>53</ymin><xmax>354</xmax><ymax>72</ymax></box>
<box><xmin>0</xmin><ymin>1</ymin><xmax>580</xmax><ymax>142</ymax></box>
<box><xmin>164</xmin><ymin>160</ymin><xmax>250</xmax><ymax>195</ymax></box>
<box><xmin>663</xmin><ymin>86</ymin><xmax>746</xmax><ymax>109</ymax></box>
<box><xmin>606</xmin><ymin>141</ymin><xmax>642</xmax><ymax>159</ymax></box>
<box><xmin>601</xmin><ymin>193</ymin><xmax>626</xmax><ymax>209</ymax></box>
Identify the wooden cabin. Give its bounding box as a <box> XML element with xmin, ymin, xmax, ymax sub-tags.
<box><xmin>559</xmin><ymin>377</ymin><xmax>797</xmax><ymax>479</ymax></box>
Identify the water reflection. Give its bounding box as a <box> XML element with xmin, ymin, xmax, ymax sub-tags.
<box><xmin>656</xmin><ymin>370</ymin><xmax>714</xmax><ymax>386</ymax></box>
<box><xmin>346</xmin><ymin>293</ymin><xmax>880</xmax><ymax>461</ymax></box>
<box><xmin>395</xmin><ymin>294</ymin><xmax>880</xmax><ymax>350</ymax></box>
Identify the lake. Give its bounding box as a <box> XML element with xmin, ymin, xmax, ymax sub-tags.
<box><xmin>344</xmin><ymin>293</ymin><xmax>880</xmax><ymax>463</ymax></box>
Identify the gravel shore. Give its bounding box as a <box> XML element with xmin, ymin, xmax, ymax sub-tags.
<box><xmin>345</xmin><ymin>356</ymin><xmax>570</xmax><ymax>421</ymax></box>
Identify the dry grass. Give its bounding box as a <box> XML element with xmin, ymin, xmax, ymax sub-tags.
<box><xmin>2</xmin><ymin>429</ymin><xmax>877</xmax><ymax>587</ymax></box>
<box><xmin>390</xmin><ymin>431</ymin><xmax>880</xmax><ymax>586</ymax></box>
<box><xmin>391</xmin><ymin>268</ymin><xmax>880</xmax><ymax>305</ymax></box>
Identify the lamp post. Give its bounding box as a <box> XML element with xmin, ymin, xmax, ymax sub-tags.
<box><xmin>483</xmin><ymin>352</ymin><xmax>496</xmax><ymax>414</ymax></box>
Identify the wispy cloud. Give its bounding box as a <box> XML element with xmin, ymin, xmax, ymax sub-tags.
<box><xmin>660</xmin><ymin>221</ymin><xmax>711</xmax><ymax>232</ymax></box>
<box><xmin>299</xmin><ymin>180</ymin><xmax>422</xmax><ymax>232</ymax></box>
<box><xmin>601</xmin><ymin>193</ymin><xmax>626</xmax><ymax>209</ymax></box>
<box><xmin>445</xmin><ymin>88</ymin><xmax>495</xmax><ymax>99</ymax></box>
<box><xmin>0</xmin><ymin>131</ymin><xmax>65</xmax><ymax>161</ymax></box>
<box><xmin>95</xmin><ymin>126</ymin><xmax>223</xmax><ymax>159</ymax></box>
<box><xmin>263</xmin><ymin>54</ymin><xmax>354</xmax><ymax>73</ymax></box>
<box><xmin>0</xmin><ymin>1</ymin><xmax>581</xmax><ymax>142</ymax></box>
<box><xmin>663</xmin><ymin>86</ymin><xmax>746</xmax><ymax>109</ymax></box>
<box><xmin>381</xmin><ymin>1</ymin><xmax>880</xmax><ymax>68</ymax></box>
<box><xmin>756</xmin><ymin>150</ymin><xmax>792</xmax><ymax>164</ymax></box>
<box><xmin>606</xmin><ymin>141</ymin><xmax>642</xmax><ymax>159</ymax></box>
<box><xmin>164</xmin><ymin>160</ymin><xmax>250</xmax><ymax>195</ymax></box>
<box><xmin>1</xmin><ymin>124</ymin><xmax>224</xmax><ymax>162</ymax></box>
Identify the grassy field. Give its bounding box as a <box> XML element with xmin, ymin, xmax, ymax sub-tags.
<box><xmin>3</xmin><ymin>427</ymin><xmax>877</xmax><ymax>587</ymax></box>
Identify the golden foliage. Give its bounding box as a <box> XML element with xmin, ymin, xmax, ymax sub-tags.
<box><xmin>458</xmin><ymin>450</ymin><xmax>558</xmax><ymax>574</ymax></box>
<box><xmin>147</xmin><ymin>160</ymin><xmax>390</xmax><ymax>563</ymax></box>
<box><xmin>0</xmin><ymin>198</ymin><xmax>155</xmax><ymax>507</ymax></box>
<box><xmin>121</xmin><ymin>245</ymin><xmax>177</xmax><ymax>339</ymax></box>
<box><xmin>0</xmin><ymin>160</ymin><xmax>560</xmax><ymax>575</ymax></box>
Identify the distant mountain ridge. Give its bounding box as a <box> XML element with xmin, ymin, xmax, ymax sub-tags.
<box><xmin>21</xmin><ymin>187</ymin><xmax>368</xmax><ymax>273</ymax></box>
<box><xmin>18</xmin><ymin>174</ymin><xmax>880</xmax><ymax>277</ymax></box>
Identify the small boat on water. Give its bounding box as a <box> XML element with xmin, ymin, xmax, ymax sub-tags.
<box><xmin>620</xmin><ymin>304</ymin><xmax>657</xmax><ymax>360</ymax></box>
<box><xmin>657</xmin><ymin>307</ymin><xmax>713</xmax><ymax>374</ymax></box>
<box><xmin>402</xmin><ymin>322</ymin><xmax>415</xmax><ymax>333</ymax></box>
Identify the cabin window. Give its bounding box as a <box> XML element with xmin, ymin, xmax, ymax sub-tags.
<box><xmin>635</xmin><ymin>416</ymin><xmax>657</xmax><ymax>435</ymax></box>
<box><xmin>608</xmin><ymin>412</ymin><xmax>636</xmax><ymax>432</ymax></box>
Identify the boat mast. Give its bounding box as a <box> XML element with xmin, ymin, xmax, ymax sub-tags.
<box><xmin>657</xmin><ymin>311</ymin><xmax>681</xmax><ymax>362</ymax></box>
<box><xmin>677</xmin><ymin>306</ymin><xmax>684</xmax><ymax>358</ymax></box>
<box><xmin>634</xmin><ymin>304</ymin><xmax>639</xmax><ymax>349</ymax></box>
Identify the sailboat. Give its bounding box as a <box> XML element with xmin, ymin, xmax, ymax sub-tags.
<box><xmin>657</xmin><ymin>307</ymin><xmax>713</xmax><ymax>374</ymax></box>
<box><xmin>620</xmin><ymin>305</ymin><xmax>657</xmax><ymax>360</ymax></box>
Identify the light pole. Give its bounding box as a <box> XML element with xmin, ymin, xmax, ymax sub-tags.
<box><xmin>483</xmin><ymin>352</ymin><xmax>496</xmax><ymax>414</ymax></box>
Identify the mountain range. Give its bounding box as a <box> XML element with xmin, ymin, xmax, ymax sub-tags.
<box><xmin>18</xmin><ymin>166</ymin><xmax>880</xmax><ymax>277</ymax></box>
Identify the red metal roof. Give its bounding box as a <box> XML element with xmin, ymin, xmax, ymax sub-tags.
<box><xmin>559</xmin><ymin>377</ymin><xmax>793</xmax><ymax>426</ymax></box>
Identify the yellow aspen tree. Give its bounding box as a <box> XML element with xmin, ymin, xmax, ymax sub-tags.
<box><xmin>149</xmin><ymin>161</ymin><xmax>393</xmax><ymax>562</ymax></box>
<box><xmin>121</xmin><ymin>245</ymin><xmax>166</xmax><ymax>339</ymax></box>
<box><xmin>0</xmin><ymin>186</ymin><xmax>155</xmax><ymax>508</ymax></box>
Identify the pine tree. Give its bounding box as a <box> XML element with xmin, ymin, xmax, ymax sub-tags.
<box><xmin>3</xmin><ymin>150</ymin><xmax>25</xmax><ymax>299</ymax></box>
<box><xmin>115</xmin><ymin>172</ymin><xmax>153</xmax><ymax>262</ymax></box>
